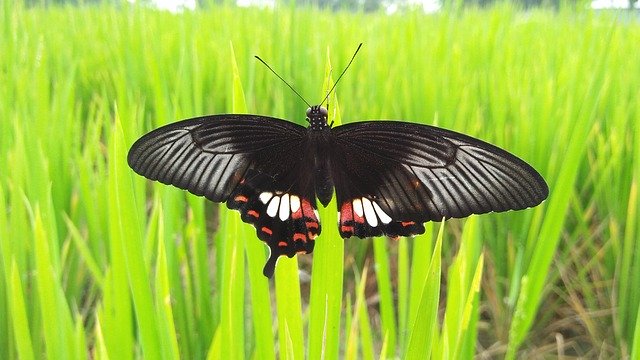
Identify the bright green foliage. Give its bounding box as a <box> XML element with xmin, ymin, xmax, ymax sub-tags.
<box><xmin>0</xmin><ymin>2</ymin><xmax>639</xmax><ymax>359</ymax></box>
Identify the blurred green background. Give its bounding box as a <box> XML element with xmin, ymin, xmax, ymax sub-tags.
<box><xmin>1</xmin><ymin>0</ymin><xmax>639</xmax><ymax>358</ymax></box>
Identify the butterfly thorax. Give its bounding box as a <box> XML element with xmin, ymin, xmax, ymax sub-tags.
<box><xmin>306</xmin><ymin>105</ymin><xmax>330</xmax><ymax>131</ymax></box>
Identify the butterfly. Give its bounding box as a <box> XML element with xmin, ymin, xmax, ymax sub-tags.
<box><xmin>127</xmin><ymin>46</ymin><xmax>549</xmax><ymax>278</ymax></box>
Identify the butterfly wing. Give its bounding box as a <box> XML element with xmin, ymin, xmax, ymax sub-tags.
<box><xmin>330</xmin><ymin>121</ymin><xmax>549</xmax><ymax>239</ymax></box>
<box><xmin>127</xmin><ymin>115</ymin><xmax>321</xmax><ymax>277</ymax></box>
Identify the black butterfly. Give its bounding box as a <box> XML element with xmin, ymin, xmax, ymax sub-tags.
<box><xmin>127</xmin><ymin>48</ymin><xmax>548</xmax><ymax>278</ymax></box>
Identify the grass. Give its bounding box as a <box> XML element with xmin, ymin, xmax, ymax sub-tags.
<box><xmin>1</xmin><ymin>1</ymin><xmax>639</xmax><ymax>358</ymax></box>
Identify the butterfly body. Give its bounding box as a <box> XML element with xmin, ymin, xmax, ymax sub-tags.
<box><xmin>128</xmin><ymin>105</ymin><xmax>548</xmax><ymax>277</ymax></box>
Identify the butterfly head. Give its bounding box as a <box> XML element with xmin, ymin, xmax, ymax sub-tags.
<box><xmin>306</xmin><ymin>105</ymin><xmax>330</xmax><ymax>130</ymax></box>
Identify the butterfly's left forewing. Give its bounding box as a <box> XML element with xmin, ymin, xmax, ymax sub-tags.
<box><xmin>128</xmin><ymin>115</ymin><xmax>321</xmax><ymax>277</ymax></box>
<box><xmin>330</xmin><ymin>121</ymin><xmax>548</xmax><ymax>239</ymax></box>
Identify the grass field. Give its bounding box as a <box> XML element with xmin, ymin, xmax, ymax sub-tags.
<box><xmin>1</xmin><ymin>1</ymin><xmax>639</xmax><ymax>358</ymax></box>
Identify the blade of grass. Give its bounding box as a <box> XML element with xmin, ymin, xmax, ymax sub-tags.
<box><xmin>405</xmin><ymin>221</ymin><xmax>444</xmax><ymax>359</ymax></box>
<box><xmin>110</xmin><ymin>111</ymin><xmax>162</xmax><ymax>359</ymax></box>
<box><xmin>308</xmin><ymin>45</ymin><xmax>344</xmax><ymax>360</ymax></box>
<box><xmin>275</xmin><ymin>257</ymin><xmax>304</xmax><ymax>360</ymax></box>
<box><xmin>155</xmin><ymin>205</ymin><xmax>181</xmax><ymax>360</ymax></box>
<box><xmin>231</xmin><ymin>40</ymin><xmax>276</xmax><ymax>360</ymax></box>
<box><xmin>8</xmin><ymin>259</ymin><xmax>34</xmax><ymax>360</ymax></box>
<box><xmin>33</xmin><ymin>206</ymin><xmax>78</xmax><ymax>359</ymax></box>
<box><xmin>374</xmin><ymin>235</ymin><xmax>397</xmax><ymax>357</ymax></box>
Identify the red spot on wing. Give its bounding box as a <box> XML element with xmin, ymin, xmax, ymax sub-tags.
<box><xmin>292</xmin><ymin>207</ymin><xmax>303</xmax><ymax>219</ymax></box>
<box><xmin>340</xmin><ymin>202</ymin><xmax>353</xmax><ymax>222</ymax></box>
<box><xmin>293</xmin><ymin>233</ymin><xmax>307</xmax><ymax>242</ymax></box>
<box><xmin>306</xmin><ymin>221</ymin><xmax>319</xmax><ymax>230</ymax></box>
<box><xmin>247</xmin><ymin>210</ymin><xmax>259</xmax><ymax>218</ymax></box>
<box><xmin>261</xmin><ymin>227</ymin><xmax>273</xmax><ymax>235</ymax></box>
<box><xmin>401</xmin><ymin>221</ymin><xmax>416</xmax><ymax>227</ymax></box>
<box><xmin>301</xmin><ymin>200</ymin><xmax>317</xmax><ymax>220</ymax></box>
<box><xmin>278</xmin><ymin>241</ymin><xmax>287</xmax><ymax>247</ymax></box>
<box><xmin>341</xmin><ymin>225</ymin><xmax>354</xmax><ymax>233</ymax></box>
<box><xmin>234</xmin><ymin>194</ymin><xmax>248</xmax><ymax>203</ymax></box>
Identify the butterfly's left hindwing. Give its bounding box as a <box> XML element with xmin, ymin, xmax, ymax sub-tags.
<box><xmin>127</xmin><ymin>115</ymin><xmax>321</xmax><ymax>277</ymax></box>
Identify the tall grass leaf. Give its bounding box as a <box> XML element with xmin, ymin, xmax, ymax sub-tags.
<box><xmin>507</xmin><ymin>79</ymin><xmax>598</xmax><ymax>359</ymax></box>
<box><xmin>0</xmin><ymin>182</ymin><xmax>12</xmax><ymax>359</ymax></box>
<box><xmin>220</xmin><ymin>210</ymin><xmax>246</xmax><ymax>359</ymax></box>
<box><xmin>346</xmin><ymin>267</ymin><xmax>369</xmax><ymax>359</ymax></box>
<box><xmin>155</xmin><ymin>211</ymin><xmax>181</xmax><ymax>360</ymax></box>
<box><xmin>231</xmin><ymin>40</ymin><xmax>276</xmax><ymax>360</ymax></box>
<box><xmin>63</xmin><ymin>215</ymin><xmax>105</xmax><ymax>288</ymax></box>
<box><xmin>218</xmin><ymin>42</ymin><xmax>246</xmax><ymax>359</ymax></box>
<box><xmin>405</xmin><ymin>221</ymin><xmax>444</xmax><ymax>359</ymax></box>
<box><xmin>630</xmin><ymin>299</ymin><xmax>640</xmax><ymax>360</ymax></box>
<box><xmin>93</xmin><ymin>317</ymin><xmax>110</xmax><ymax>360</ymax></box>
<box><xmin>109</xmin><ymin>112</ymin><xmax>161</xmax><ymax>359</ymax></box>
<box><xmin>33</xmin><ymin>207</ymin><xmax>77</xmax><ymax>359</ymax></box>
<box><xmin>451</xmin><ymin>254</ymin><xmax>484</xmax><ymax>360</ymax></box>
<box><xmin>619</xmin><ymin>179</ymin><xmax>638</xmax><ymax>344</ymax></box>
<box><xmin>373</xmin><ymin>237</ymin><xmax>397</xmax><ymax>357</ymax></box>
<box><xmin>397</xmin><ymin>238</ymin><xmax>409</xmax><ymax>352</ymax></box>
<box><xmin>357</xmin><ymin>282</ymin><xmax>375</xmax><ymax>360</ymax></box>
<box><xmin>441</xmin><ymin>216</ymin><xmax>481</xmax><ymax>358</ymax></box>
<box><xmin>74</xmin><ymin>317</ymin><xmax>87</xmax><ymax>360</ymax></box>
<box><xmin>206</xmin><ymin>326</ymin><xmax>222</xmax><ymax>360</ymax></box>
<box><xmin>308</xmin><ymin>45</ymin><xmax>344</xmax><ymax>360</ymax></box>
<box><xmin>407</xmin><ymin>223</ymin><xmax>433</xmax><ymax>348</ymax></box>
<box><xmin>8</xmin><ymin>259</ymin><xmax>34</xmax><ymax>360</ymax></box>
<box><xmin>275</xmin><ymin>257</ymin><xmax>304</xmax><ymax>359</ymax></box>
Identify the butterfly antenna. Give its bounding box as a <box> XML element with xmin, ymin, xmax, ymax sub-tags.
<box><xmin>255</xmin><ymin>55</ymin><xmax>312</xmax><ymax>108</ymax></box>
<box><xmin>320</xmin><ymin>43</ymin><xmax>362</xmax><ymax>107</ymax></box>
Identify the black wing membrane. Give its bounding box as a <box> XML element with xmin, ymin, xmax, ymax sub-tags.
<box><xmin>331</xmin><ymin>121</ymin><xmax>548</xmax><ymax>239</ymax></box>
<box><xmin>127</xmin><ymin>115</ymin><xmax>321</xmax><ymax>277</ymax></box>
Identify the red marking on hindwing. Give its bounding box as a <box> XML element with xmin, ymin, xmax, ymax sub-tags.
<box><xmin>278</xmin><ymin>241</ymin><xmax>287</xmax><ymax>247</ymax></box>
<box><xmin>261</xmin><ymin>227</ymin><xmax>273</xmax><ymax>235</ymax></box>
<box><xmin>340</xmin><ymin>202</ymin><xmax>353</xmax><ymax>222</ymax></box>
<box><xmin>247</xmin><ymin>210</ymin><xmax>259</xmax><ymax>218</ymax></box>
<box><xmin>306</xmin><ymin>221</ymin><xmax>319</xmax><ymax>230</ymax></box>
<box><xmin>292</xmin><ymin>207</ymin><xmax>303</xmax><ymax>219</ymax></box>
<box><xmin>301</xmin><ymin>200</ymin><xmax>317</xmax><ymax>219</ymax></box>
<box><xmin>293</xmin><ymin>233</ymin><xmax>307</xmax><ymax>242</ymax></box>
<box><xmin>401</xmin><ymin>221</ymin><xmax>416</xmax><ymax>227</ymax></box>
<box><xmin>308</xmin><ymin>232</ymin><xmax>318</xmax><ymax>240</ymax></box>
<box><xmin>234</xmin><ymin>194</ymin><xmax>248</xmax><ymax>203</ymax></box>
<box><xmin>341</xmin><ymin>225</ymin><xmax>354</xmax><ymax>233</ymax></box>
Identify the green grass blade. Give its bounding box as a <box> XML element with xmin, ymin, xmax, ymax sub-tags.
<box><xmin>275</xmin><ymin>257</ymin><xmax>304</xmax><ymax>360</ymax></box>
<box><xmin>109</xmin><ymin>112</ymin><xmax>161</xmax><ymax>359</ymax></box>
<box><xmin>630</xmin><ymin>299</ymin><xmax>640</xmax><ymax>360</ymax></box>
<box><xmin>33</xmin><ymin>207</ymin><xmax>78</xmax><ymax>359</ymax></box>
<box><xmin>155</xmin><ymin>210</ymin><xmax>181</xmax><ymax>360</ymax></box>
<box><xmin>373</xmin><ymin>236</ymin><xmax>397</xmax><ymax>357</ymax></box>
<box><xmin>8</xmin><ymin>259</ymin><xmax>35</xmax><ymax>360</ymax></box>
<box><xmin>405</xmin><ymin>221</ymin><xmax>444</xmax><ymax>359</ymax></box>
<box><xmin>308</xmin><ymin>46</ymin><xmax>344</xmax><ymax>360</ymax></box>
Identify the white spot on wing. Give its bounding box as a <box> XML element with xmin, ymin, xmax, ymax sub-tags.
<box><xmin>290</xmin><ymin>195</ymin><xmax>301</xmax><ymax>213</ymax></box>
<box><xmin>353</xmin><ymin>198</ymin><xmax>364</xmax><ymax>217</ymax></box>
<box><xmin>259</xmin><ymin>192</ymin><xmax>273</xmax><ymax>204</ymax></box>
<box><xmin>266</xmin><ymin>196</ymin><xmax>280</xmax><ymax>217</ymax></box>
<box><xmin>279</xmin><ymin>194</ymin><xmax>290</xmax><ymax>221</ymax></box>
<box><xmin>362</xmin><ymin>198</ymin><xmax>378</xmax><ymax>227</ymax></box>
<box><xmin>373</xmin><ymin>201</ymin><xmax>392</xmax><ymax>224</ymax></box>
<box><xmin>314</xmin><ymin>209</ymin><xmax>320</xmax><ymax>220</ymax></box>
